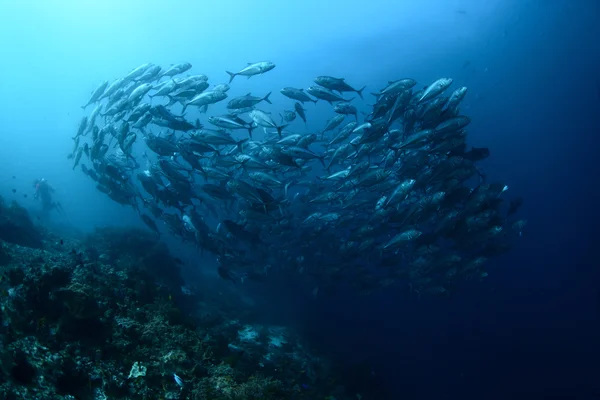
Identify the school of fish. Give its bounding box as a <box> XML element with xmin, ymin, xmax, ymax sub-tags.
<box><xmin>70</xmin><ymin>61</ymin><xmax>526</xmax><ymax>296</ymax></box>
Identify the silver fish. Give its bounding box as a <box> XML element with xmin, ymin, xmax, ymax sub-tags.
<box><xmin>226</xmin><ymin>61</ymin><xmax>275</xmax><ymax>83</ymax></box>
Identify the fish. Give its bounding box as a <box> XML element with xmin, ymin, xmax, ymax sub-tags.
<box><xmin>226</xmin><ymin>61</ymin><xmax>275</xmax><ymax>83</ymax></box>
<box><xmin>227</xmin><ymin>92</ymin><xmax>272</xmax><ymax>109</ymax></box>
<box><xmin>280</xmin><ymin>110</ymin><xmax>296</xmax><ymax>123</ymax></box>
<box><xmin>507</xmin><ymin>197</ymin><xmax>523</xmax><ymax>217</ymax></box>
<box><xmin>81</xmin><ymin>81</ymin><xmax>108</xmax><ymax>109</ymax></box>
<box><xmin>314</xmin><ymin>76</ymin><xmax>365</xmax><ymax>99</ymax></box>
<box><xmin>321</xmin><ymin>114</ymin><xmax>345</xmax><ymax>136</ymax></box>
<box><xmin>218</xmin><ymin>265</ymin><xmax>237</xmax><ymax>284</ymax></box>
<box><xmin>281</xmin><ymin>146</ymin><xmax>325</xmax><ymax>167</ymax></box>
<box><xmin>182</xmin><ymin>90</ymin><xmax>228</xmax><ymax>114</ymax></box>
<box><xmin>127</xmin><ymin>83</ymin><xmax>153</xmax><ymax>104</ymax></box>
<box><xmin>327</xmin><ymin>122</ymin><xmax>357</xmax><ymax>147</ymax></box>
<box><xmin>418</xmin><ymin>78</ymin><xmax>453</xmax><ymax>103</ymax></box>
<box><xmin>373</xmin><ymin>78</ymin><xmax>416</xmax><ymax>97</ymax></box>
<box><xmin>123</xmin><ymin>63</ymin><xmax>153</xmax><ymax>82</ymax></box>
<box><xmin>133</xmin><ymin>113</ymin><xmax>153</xmax><ymax>130</ymax></box>
<box><xmin>177</xmin><ymin>75</ymin><xmax>208</xmax><ymax>87</ymax></box>
<box><xmin>383</xmin><ymin>229</ymin><xmax>422</xmax><ymax>250</ymax></box>
<box><xmin>208</xmin><ymin>116</ymin><xmax>254</xmax><ymax>138</ymax></box>
<box><xmin>294</xmin><ymin>102</ymin><xmax>307</xmax><ymax>123</ymax></box>
<box><xmin>213</xmin><ymin>83</ymin><xmax>230</xmax><ymax>92</ymax></box>
<box><xmin>173</xmin><ymin>373</ymin><xmax>184</xmax><ymax>387</ymax></box>
<box><xmin>141</xmin><ymin>214</ymin><xmax>160</xmax><ymax>236</ymax></box>
<box><xmin>137</xmin><ymin>64</ymin><xmax>162</xmax><ymax>82</ymax></box>
<box><xmin>443</xmin><ymin>86</ymin><xmax>468</xmax><ymax>114</ymax></box>
<box><xmin>333</xmin><ymin>102</ymin><xmax>358</xmax><ymax>120</ymax></box>
<box><xmin>280</xmin><ymin>87</ymin><xmax>317</xmax><ymax>103</ymax></box>
<box><xmin>150</xmin><ymin>79</ymin><xmax>178</xmax><ymax>98</ymax></box>
<box><xmin>154</xmin><ymin>117</ymin><xmax>198</xmax><ymax>132</ymax></box>
<box><xmin>193</xmin><ymin>130</ymin><xmax>248</xmax><ymax>150</ymax></box>
<box><xmin>72</xmin><ymin>147</ymin><xmax>84</xmax><ymax>169</ymax></box>
<box><xmin>100</xmin><ymin>77</ymin><xmax>128</xmax><ymax>100</ymax></box>
<box><xmin>72</xmin><ymin>62</ymin><xmax>525</xmax><ymax>300</ymax></box>
<box><xmin>74</xmin><ymin>116</ymin><xmax>88</xmax><ymax>139</ymax></box>
<box><xmin>249</xmin><ymin>110</ymin><xmax>287</xmax><ymax>137</ymax></box>
<box><xmin>161</xmin><ymin>62</ymin><xmax>192</xmax><ymax>78</ymax></box>
<box><xmin>434</xmin><ymin>116</ymin><xmax>471</xmax><ymax>135</ymax></box>
<box><xmin>306</xmin><ymin>86</ymin><xmax>353</xmax><ymax>104</ymax></box>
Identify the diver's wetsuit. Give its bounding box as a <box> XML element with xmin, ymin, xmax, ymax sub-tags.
<box><xmin>36</xmin><ymin>181</ymin><xmax>53</xmax><ymax>211</ymax></box>
<box><xmin>34</xmin><ymin>180</ymin><xmax>62</xmax><ymax>217</ymax></box>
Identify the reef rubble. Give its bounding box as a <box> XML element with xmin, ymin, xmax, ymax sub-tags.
<box><xmin>0</xmin><ymin>200</ymin><xmax>350</xmax><ymax>399</ymax></box>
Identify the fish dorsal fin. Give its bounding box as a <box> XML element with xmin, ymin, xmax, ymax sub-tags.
<box><xmin>245</xmin><ymin>92</ymin><xmax>251</xmax><ymax>96</ymax></box>
<box><xmin>247</xmin><ymin>62</ymin><xmax>253</xmax><ymax>65</ymax></box>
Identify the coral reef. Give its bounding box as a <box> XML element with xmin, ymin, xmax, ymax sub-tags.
<box><xmin>0</xmin><ymin>196</ymin><xmax>43</xmax><ymax>248</ymax></box>
<box><xmin>0</xmin><ymin>217</ymin><xmax>350</xmax><ymax>399</ymax></box>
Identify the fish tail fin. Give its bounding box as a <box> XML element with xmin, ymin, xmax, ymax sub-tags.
<box><xmin>247</xmin><ymin>126</ymin><xmax>254</xmax><ymax>139</ymax></box>
<box><xmin>263</xmin><ymin>92</ymin><xmax>272</xmax><ymax>104</ymax></box>
<box><xmin>199</xmin><ymin>104</ymin><xmax>208</xmax><ymax>114</ymax></box>
<box><xmin>357</xmin><ymin>86</ymin><xmax>366</xmax><ymax>99</ymax></box>
<box><xmin>318</xmin><ymin>155</ymin><xmax>326</xmax><ymax>168</ymax></box>
<box><xmin>284</xmin><ymin>180</ymin><xmax>295</xmax><ymax>198</ymax></box>
<box><xmin>226</xmin><ymin>71</ymin><xmax>236</xmax><ymax>84</ymax></box>
<box><xmin>166</xmin><ymin>96</ymin><xmax>177</xmax><ymax>107</ymax></box>
<box><xmin>182</xmin><ymin>104</ymin><xmax>188</xmax><ymax>114</ymax></box>
<box><xmin>200</xmin><ymin>167</ymin><xmax>209</xmax><ymax>181</ymax></box>
<box><xmin>276</xmin><ymin>124</ymin><xmax>288</xmax><ymax>138</ymax></box>
<box><xmin>236</xmin><ymin>138</ymin><xmax>249</xmax><ymax>151</ymax></box>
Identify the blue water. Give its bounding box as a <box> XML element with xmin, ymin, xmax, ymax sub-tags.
<box><xmin>1</xmin><ymin>1</ymin><xmax>599</xmax><ymax>398</ymax></box>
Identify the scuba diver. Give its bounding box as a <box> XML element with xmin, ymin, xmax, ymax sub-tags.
<box><xmin>33</xmin><ymin>178</ymin><xmax>64</xmax><ymax>218</ymax></box>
